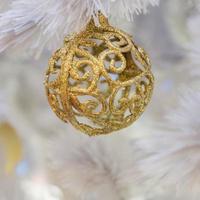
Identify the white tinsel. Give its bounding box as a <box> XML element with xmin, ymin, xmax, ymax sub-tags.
<box><xmin>137</xmin><ymin>89</ymin><xmax>200</xmax><ymax>200</ymax></box>
<box><xmin>0</xmin><ymin>0</ymin><xmax>159</xmax><ymax>56</ymax></box>
<box><xmin>47</xmin><ymin>132</ymin><xmax>141</xmax><ymax>200</ymax></box>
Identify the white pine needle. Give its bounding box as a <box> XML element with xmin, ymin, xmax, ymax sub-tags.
<box><xmin>137</xmin><ymin>89</ymin><xmax>200</xmax><ymax>199</ymax></box>
<box><xmin>0</xmin><ymin>0</ymin><xmax>159</xmax><ymax>57</ymax></box>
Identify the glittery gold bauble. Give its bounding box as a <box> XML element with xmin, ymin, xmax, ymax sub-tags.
<box><xmin>45</xmin><ymin>13</ymin><xmax>154</xmax><ymax>136</ymax></box>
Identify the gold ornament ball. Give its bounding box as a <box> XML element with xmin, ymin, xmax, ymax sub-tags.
<box><xmin>45</xmin><ymin>13</ymin><xmax>154</xmax><ymax>136</ymax></box>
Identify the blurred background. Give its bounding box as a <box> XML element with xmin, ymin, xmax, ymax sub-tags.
<box><xmin>1</xmin><ymin>0</ymin><xmax>200</xmax><ymax>199</ymax></box>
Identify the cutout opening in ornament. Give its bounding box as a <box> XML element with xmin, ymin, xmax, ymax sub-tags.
<box><xmin>103</xmin><ymin>59</ymin><xmax>110</xmax><ymax>69</ymax></box>
<box><xmin>68</xmin><ymin>63</ymin><xmax>96</xmax><ymax>89</ymax></box>
<box><xmin>48</xmin><ymin>88</ymin><xmax>56</xmax><ymax>95</ymax></box>
<box><xmin>83</xmin><ymin>38</ymin><xmax>108</xmax><ymax>57</ymax></box>
<box><xmin>131</xmin><ymin>51</ymin><xmax>146</xmax><ymax>72</ymax></box>
<box><xmin>103</xmin><ymin>54</ymin><xmax>124</xmax><ymax>72</ymax></box>
<box><xmin>73</xmin><ymin>53</ymin><xmax>86</xmax><ymax>61</ymax></box>
<box><xmin>124</xmin><ymin>108</ymin><xmax>132</xmax><ymax>118</ymax></box>
<box><xmin>81</xmin><ymin>64</ymin><xmax>94</xmax><ymax>80</ymax></box>
<box><xmin>89</xmin><ymin>38</ymin><xmax>104</xmax><ymax>46</ymax></box>
<box><xmin>54</xmin><ymin>59</ymin><xmax>61</xmax><ymax>69</ymax></box>
<box><xmin>113</xmin><ymin>87</ymin><xmax>129</xmax><ymax>110</ymax></box>
<box><xmin>139</xmin><ymin>76</ymin><xmax>150</xmax><ymax>92</ymax></box>
<box><xmin>141</xmin><ymin>84</ymin><xmax>146</xmax><ymax>93</ymax></box>
<box><xmin>76</xmin><ymin>64</ymin><xmax>90</xmax><ymax>78</ymax></box>
<box><xmin>73</xmin><ymin>81</ymin><xmax>90</xmax><ymax>90</ymax></box>
<box><xmin>48</xmin><ymin>88</ymin><xmax>64</xmax><ymax>111</ymax></box>
<box><xmin>94</xmin><ymin>42</ymin><xmax>108</xmax><ymax>55</ymax></box>
<box><xmin>68</xmin><ymin>77</ymin><xmax>76</xmax><ymax>86</ymax></box>
<box><xmin>75</xmin><ymin>115</ymin><xmax>103</xmax><ymax>129</ymax></box>
<box><xmin>109</xmin><ymin>35</ymin><xmax>120</xmax><ymax>43</ymax></box>
<box><xmin>76</xmin><ymin>95</ymin><xmax>103</xmax><ymax>114</ymax></box>
<box><xmin>79</xmin><ymin>46</ymin><xmax>93</xmax><ymax>54</ymax></box>
<box><xmin>97</xmin><ymin>76</ymin><xmax>110</xmax><ymax>96</ymax></box>
<box><xmin>120</xmin><ymin>43</ymin><xmax>128</xmax><ymax>48</ymax></box>
<box><xmin>108</xmin><ymin>35</ymin><xmax>128</xmax><ymax>49</ymax></box>
<box><xmin>68</xmin><ymin>76</ymin><xmax>91</xmax><ymax>90</ymax></box>
<box><xmin>126</xmin><ymin>86</ymin><xmax>137</xmax><ymax>101</ymax></box>
<box><xmin>48</xmin><ymin>71</ymin><xmax>60</xmax><ymax>83</ymax></box>
<box><xmin>142</xmin><ymin>75</ymin><xmax>151</xmax><ymax>85</ymax></box>
<box><xmin>109</xmin><ymin>73</ymin><xmax>119</xmax><ymax>81</ymax></box>
<box><xmin>130</xmin><ymin>84</ymin><xmax>136</xmax><ymax>94</ymax></box>
<box><xmin>115</xmin><ymin>60</ymin><xmax>123</xmax><ymax>69</ymax></box>
<box><xmin>56</xmin><ymin>95</ymin><xmax>64</xmax><ymax>110</ymax></box>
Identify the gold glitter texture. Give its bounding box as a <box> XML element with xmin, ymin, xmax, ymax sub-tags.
<box><xmin>45</xmin><ymin>13</ymin><xmax>154</xmax><ymax>136</ymax></box>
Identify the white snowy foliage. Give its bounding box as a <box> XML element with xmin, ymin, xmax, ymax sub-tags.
<box><xmin>0</xmin><ymin>0</ymin><xmax>159</xmax><ymax>56</ymax></box>
<box><xmin>47</xmin><ymin>133</ymin><xmax>140</xmax><ymax>200</ymax></box>
<box><xmin>137</xmin><ymin>89</ymin><xmax>200</xmax><ymax>199</ymax></box>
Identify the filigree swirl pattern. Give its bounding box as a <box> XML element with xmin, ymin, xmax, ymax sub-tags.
<box><xmin>45</xmin><ymin>13</ymin><xmax>154</xmax><ymax>136</ymax></box>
